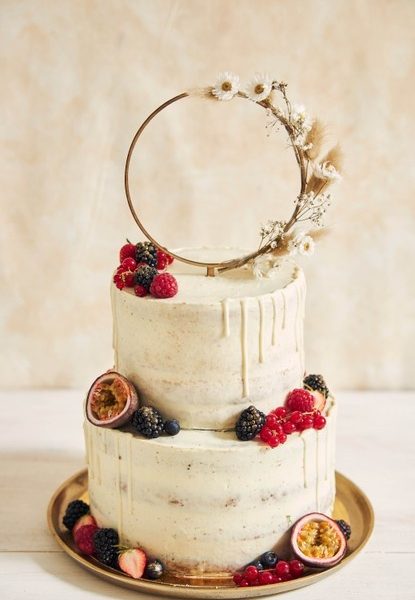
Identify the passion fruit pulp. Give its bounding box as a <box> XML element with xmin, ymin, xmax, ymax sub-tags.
<box><xmin>291</xmin><ymin>513</ymin><xmax>347</xmax><ymax>568</ymax></box>
<box><xmin>86</xmin><ymin>372</ymin><xmax>138</xmax><ymax>428</ymax></box>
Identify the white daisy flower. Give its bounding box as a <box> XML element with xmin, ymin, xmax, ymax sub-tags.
<box><xmin>212</xmin><ymin>72</ymin><xmax>240</xmax><ymax>101</ymax></box>
<box><xmin>245</xmin><ymin>73</ymin><xmax>273</xmax><ymax>103</ymax></box>
<box><xmin>313</xmin><ymin>161</ymin><xmax>341</xmax><ymax>181</ymax></box>
<box><xmin>298</xmin><ymin>235</ymin><xmax>315</xmax><ymax>256</ymax></box>
<box><xmin>287</xmin><ymin>239</ymin><xmax>299</xmax><ymax>257</ymax></box>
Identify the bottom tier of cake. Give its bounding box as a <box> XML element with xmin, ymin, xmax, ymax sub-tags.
<box><xmin>84</xmin><ymin>401</ymin><xmax>336</xmax><ymax>576</ymax></box>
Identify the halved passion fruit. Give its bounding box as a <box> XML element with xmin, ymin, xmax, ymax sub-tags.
<box><xmin>86</xmin><ymin>371</ymin><xmax>138</xmax><ymax>428</ymax></box>
<box><xmin>290</xmin><ymin>513</ymin><xmax>347</xmax><ymax>568</ymax></box>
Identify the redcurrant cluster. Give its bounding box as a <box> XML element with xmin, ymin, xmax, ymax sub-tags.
<box><xmin>233</xmin><ymin>560</ymin><xmax>304</xmax><ymax>587</ymax></box>
<box><xmin>259</xmin><ymin>389</ymin><xmax>326</xmax><ymax>448</ymax></box>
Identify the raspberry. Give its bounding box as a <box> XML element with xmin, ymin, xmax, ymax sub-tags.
<box><xmin>74</xmin><ymin>524</ymin><xmax>98</xmax><ymax>555</ymax></box>
<box><xmin>289</xmin><ymin>559</ymin><xmax>304</xmax><ymax>577</ymax></box>
<box><xmin>156</xmin><ymin>250</ymin><xmax>174</xmax><ymax>270</ymax></box>
<box><xmin>119</xmin><ymin>243</ymin><xmax>136</xmax><ymax>263</ymax></box>
<box><xmin>121</xmin><ymin>257</ymin><xmax>137</xmax><ymax>271</ymax></box>
<box><xmin>313</xmin><ymin>414</ymin><xmax>327</xmax><ymax>430</ymax></box>
<box><xmin>134</xmin><ymin>285</ymin><xmax>147</xmax><ymax>297</ymax></box>
<box><xmin>275</xmin><ymin>561</ymin><xmax>290</xmax><ymax>577</ymax></box>
<box><xmin>285</xmin><ymin>389</ymin><xmax>315</xmax><ymax>413</ymax></box>
<box><xmin>150</xmin><ymin>273</ymin><xmax>178</xmax><ymax>299</ymax></box>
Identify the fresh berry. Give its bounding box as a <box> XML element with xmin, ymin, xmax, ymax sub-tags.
<box><xmin>265</xmin><ymin>414</ymin><xmax>279</xmax><ymax>429</ymax></box>
<box><xmin>119</xmin><ymin>243</ymin><xmax>136</xmax><ymax>263</ymax></box>
<box><xmin>233</xmin><ymin>572</ymin><xmax>244</xmax><ymax>585</ymax></box>
<box><xmin>297</xmin><ymin>414</ymin><xmax>314</xmax><ymax>431</ymax></box>
<box><xmin>259</xmin><ymin>427</ymin><xmax>273</xmax><ymax>443</ymax></box>
<box><xmin>73</xmin><ymin>514</ymin><xmax>97</xmax><ymax>537</ymax></box>
<box><xmin>283</xmin><ymin>421</ymin><xmax>296</xmax><ymax>434</ymax></box>
<box><xmin>113</xmin><ymin>272</ymin><xmax>126</xmax><ymax>290</ymax></box>
<box><xmin>93</xmin><ymin>528</ymin><xmax>119</xmax><ymax>567</ymax></box>
<box><xmin>248</xmin><ymin>559</ymin><xmax>264</xmax><ymax>571</ymax></box>
<box><xmin>120</xmin><ymin>270</ymin><xmax>135</xmax><ymax>287</ymax></box>
<box><xmin>285</xmin><ymin>389</ymin><xmax>315</xmax><ymax>413</ymax></box>
<box><xmin>121</xmin><ymin>257</ymin><xmax>137</xmax><ymax>271</ymax></box>
<box><xmin>258</xmin><ymin>571</ymin><xmax>273</xmax><ymax>585</ymax></box>
<box><xmin>74</xmin><ymin>524</ymin><xmax>98</xmax><ymax>555</ymax></box>
<box><xmin>235</xmin><ymin>406</ymin><xmax>266</xmax><ymax>441</ymax></box>
<box><xmin>282</xmin><ymin>573</ymin><xmax>294</xmax><ymax>581</ymax></box>
<box><xmin>63</xmin><ymin>499</ymin><xmax>89</xmax><ymax>531</ymax></box>
<box><xmin>144</xmin><ymin>559</ymin><xmax>164</xmax><ymax>580</ymax></box>
<box><xmin>134</xmin><ymin>265</ymin><xmax>158</xmax><ymax>290</ymax></box>
<box><xmin>132</xmin><ymin>406</ymin><xmax>164</xmax><ymax>438</ymax></box>
<box><xmin>303</xmin><ymin>374</ymin><xmax>329</xmax><ymax>399</ymax></box>
<box><xmin>134</xmin><ymin>285</ymin><xmax>148</xmax><ymax>297</ymax></box>
<box><xmin>278</xmin><ymin>432</ymin><xmax>287</xmax><ymax>444</ymax></box>
<box><xmin>260</xmin><ymin>551</ymin><xmax>278</xmax><ymax>568</ymax></box>
<box><xmin>118</xmin><ymin>548</ymin><xmax>147</xmax><ymax>579</ymax></box>
<box><xmin>273</xmin><ymin>406</ymin><xmax>287</xmax><ymax>419</ymax></box>
<box><xmin>268</xmin><ymin>436</ymin><xmax>279</xmax><ymax>448</ymax></box>
<box><xmin>135</xmin><ymin>242</ymin><xmax>157</xmax><ymax>268</ymax></box>
<box><xmin>239</xmin><ymin>579</ymin><xmax>249</xmax><ymax>587</ymax></box>
<box><xmin>156</xmin><ymin>250</ymin><xmax>174</xmax><ymax>270</ymax></box>
<box><xmin>313</xmin><ymin>414</ymin><xmax>327</xmax><ymax>430</ymax></box>
<box><xmin>150</xmin><ymin>273</ymin><xmax>178</xmax><ymax>299</ymax></box>
<box><xmin>289</xmin><ymin>559</ymin><xmax>305</xmax><ymax>577</ymax></box>
<box><xmin>289</xmin><ymin>410</ymin><xmax>302</xmax><ymax>424</ymax></box>
<box><xmin>336</xmin><ymin>519</ymin><xmax>352</xmax><ymax>540</ymax></box>
<box><xmin>275</xmin><ymin>560</ymin><xmax>290</xmax><ymax>577</ymax></box>
<box><xmin>164</xmin><ymin>419</ymin><xmax>181</xmax><ymax>436</ymax></box>
<box><xmin>244</xmin><ymin>565</ymin><xmax>258</xmax><ymax>582</ymax></box>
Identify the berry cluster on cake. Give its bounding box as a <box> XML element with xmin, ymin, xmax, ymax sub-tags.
<box><xmin>63</xmin><ymin>73</ymin><xmax>351</xmax><ymax>588</ymax></box>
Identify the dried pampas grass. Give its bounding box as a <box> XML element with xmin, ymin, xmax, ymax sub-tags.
<box><xmin>305</xmin><ymin>119</ymin><xmax>326</xmax><ymax>161</ymax></box>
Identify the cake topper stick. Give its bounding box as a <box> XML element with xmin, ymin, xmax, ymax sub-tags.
<box><xmin>124</xmin><ymin>74</ymin><xmax>341</xmax><ymax>277</ymax></box>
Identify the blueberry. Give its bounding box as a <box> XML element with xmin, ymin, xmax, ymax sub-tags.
<box><xmin>145</xmin><ymin>559</ymin><xmax>164</xmax><ymax>580</ymax></box>
<box><xmin>260</xmin><ymin>551</ymin><xmax>278</xmax><ymax>568</ymax></box>
<box><xmin>247</xmin><ymin>559</ymin><xmax>264</xmax><ymax>571</ymax></box>
<box><xmin>164</xmin><ymin>419</ymin><xmax>181</xmax><ymax>436</ymax></box>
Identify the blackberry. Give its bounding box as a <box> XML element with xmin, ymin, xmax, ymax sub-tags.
<box><xmin>135</xmin><ymin>242</ymin><xmax>157</xmax><ymax>268</ymax></box>
<box><xmin>235</xmin><ymin>406</ymin><xmax>266</xmax><ymax>441</ymax></box>
<box><xmin>336</xmin><ymin>519</ymin><xmax>352</xmax><ymax>540</ymax></box>
<box><xmin>132</xmin><ymin>406</ymin><xmax>164</xmax><ymax>438</ymax></box>
<box><xmin>62</xmin><ymin>499</ymin><xmax>89</xmax><ymax>531</ymax></box>
<box><xmin>134</xmin><ymin>265</ymin><xmax>157</xmax><ymax>290</ymax></box>
<box><xmin>145</xmin><ymin>559</ymin><xmax>164</xmax><ymax>580</ymax></box>
<box><xmin>260</xmin><ymin>551</ymin><xmax>278</xmax><ymax>568</ymax></box>
<box><xmin>93</xmin><ymin>528</ymin><xmax>119</xmax><ymax>567</ymax></box>
<box><xmin>303</xmin><ymin>373</ymin><xmax>329</xmax><ymax>399</ymax></box>
<box><xmin>164</xmin><ymin>419</ymin><xmax>181</xmax><ymax>436</ymax></box>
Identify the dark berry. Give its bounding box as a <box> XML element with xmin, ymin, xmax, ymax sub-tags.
<box><xmin>336</xmin><ymin>519</ymin><xmax>352</xmax><ymax>540</ymax></box>
<box><xmin>62</xmin><ymin>499</ymin><xmax>89</xmax><ymax>531</ymax></box>
<box><xmin>134</xmin><ymin>265</ymin><xmax>158</xmax><ymax>290</ymax></box>
<box><xmin>260</xmin><ymin>551</ymin><xmax>278</xmax><ymax>568</ymax></box>
<box><xmin>145</xmin><ymin>559</ymin><xmax>164</xmax><ymax>580</ymax></box>
<box><xmin>164</xmin><ymin>419</ymin><xmax>180</xmax><ymax>436</ymax></box>
<box><xmin>235</xmin><ymin>406</ymin><xmax>266</xmax><ymax>441</ymax></box>
<box><xmin>135</xmin><ymin>242</ymin><xmax>157</xmax><ymax>268</ymax></box>
<box><xmin>93</xmin><ymin>528</ymin><xmax>119</xmax><ymax>567</ymax></box>
<box><xmin>303</xmin><ymin>373</ymin><xmax>329</xmax><ymax>399</ymax></box>
<box><xmin>248</xmin><ymin>559</ymin><xmax>264</xmax><ymax>571</ymax></box>
<box><xmin>132</xmin><ymin>406</ymin><xmax>164</xmax><ymax>438</ymax></box>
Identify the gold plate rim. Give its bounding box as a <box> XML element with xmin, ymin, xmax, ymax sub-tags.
<box><xmin>47</xmin><ymin>469</ymin><xmax>374</xmax><ymax>598</ymax></box>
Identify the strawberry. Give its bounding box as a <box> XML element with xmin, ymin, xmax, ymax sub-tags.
<box><xmin>118</xmin><ymin>548</ymin><xmax>147</xmax><ymax>579</ymax></box>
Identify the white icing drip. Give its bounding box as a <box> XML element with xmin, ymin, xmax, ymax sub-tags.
<box><xmin>281</xmin><ymin>290</ymin><xmax>286</xmax><ymax>329</ymax></box>
<box><xmin>96</xmin><ymin>429</ymin><xmax>102</xmax><ymax>485</ymax></box>
<box><xmin>271</xmin><ymin>295</ymin><xmax>277</xmax><ymax>346</ymax></box>
<box><xmin>301</xmin><ymin>435</ymin><xmax>308</xmax><ymax>488</ymax></box>
<box><xmin>240</xmin><ymin>300</ymin><xmax>249</xmax><ymax>398</ymax></box>
<box><xmin>315</xmin><ymin>430</ymin><xmax>320</xmax><ymax>511</ymax></box>
<box><xmin>127</xmin><ymin>434</ymin><xmax>133</xmax><ymax>514</ymax></box>
<box><xmin>325</xmin><ymin>424</ymin><xmax>329</xmax><ymax>481</ymax></box>
<box><xmin>295</xmin><ymin>285</ymin><xmax>301</xmax><ymax>353</ymax></box>
<box><xmin>85</xmin><ymin>423</ymin><xmax>93</xmax><ymax>480</ymax></box>
<box><xmin>115</xmin><ymin>435</ymin><xmax>123</xmax><ymax>538</ymax></box>
<box><xmin>111</xmin><ymin>284</ymin><xmax>119</xmax><ymax>370</ymax></box>
<box><xmin>222</xmin><ymin>299</ymin><xmax>230</xmax><ymax>337</ymax></box>
<box><xmin>258</xmin><ymin>298</ymin><xmax>265</xmax><ymax>363</ymax></box>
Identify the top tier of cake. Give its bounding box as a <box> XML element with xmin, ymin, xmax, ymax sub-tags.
<box><xmin>111</xmin><ymin>248</ymin><xmax>306</xmax><ymax>430</ymax></box>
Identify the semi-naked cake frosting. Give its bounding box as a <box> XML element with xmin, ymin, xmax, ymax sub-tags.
<box><xmin>84</xmin><ymin>248</ymin><xmax>336</xmax><ymax>576</ymax></box>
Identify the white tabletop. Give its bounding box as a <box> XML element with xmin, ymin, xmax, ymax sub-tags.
<box><xmin>0</xmin><ymin>390</ymin><xmax>414</xmax><ymax>599</ymax></box>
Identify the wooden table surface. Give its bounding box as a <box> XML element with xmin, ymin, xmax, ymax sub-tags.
<box><xmin>1</xmin><ymin>390</ymin><xmax>414</xmax><ymax>599</ymax></box>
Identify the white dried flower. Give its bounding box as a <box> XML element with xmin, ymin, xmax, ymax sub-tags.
<box><xmin>291</xmin><ymin>104</ymin><xmax>312</xmax><ymax>131</ymax></box>
<box><xmin>298</xmin><ymin>235</ymin><xmax>315</xmax><ymax>256</ymax></box>
<box><xmin>287</xmin><ymin>239</ymin><xmax>298</xmax><ymax>257</ymax></box>
<box><xmin>245</xmin><ymin>73</ymin><xmax>273</xmax><ymax>103</ymax></box>
<box><xmin>252</xmin><ymin>254</ymin><xmax>280</xmax><ymax>279</ymax></box>
<box><xmin>313</xmin><ymin>161</ymin><xmax>341</xmax><ymax>181</ymax></box>
<box><xmin>212</xmin><ymin>72</ymin><xmax>240</xmax><ymax>101</ymax></box>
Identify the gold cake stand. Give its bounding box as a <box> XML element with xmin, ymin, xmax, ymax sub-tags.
<box><xmin>47</xmin><ymin>469</ymin><xmax>374</xmax><ymax>598</ymax></box>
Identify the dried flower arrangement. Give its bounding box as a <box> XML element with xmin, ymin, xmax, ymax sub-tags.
<box><xmin>192</xmin><ymin>72</ymin><xmax>342</xmax><ymax>277</ymax></box>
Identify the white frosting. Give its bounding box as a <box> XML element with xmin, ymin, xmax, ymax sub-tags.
<box><xmin>111</xmin><ymin>249</ymin><xmax>306</xmax><ymax>429</ymax></box>
<box><xmin>85</xmin><ymin>401</ymin><xmax>336</xmax><ymax>576</ymax></box>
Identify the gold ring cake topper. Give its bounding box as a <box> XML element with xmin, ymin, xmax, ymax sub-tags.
<box><xmin>124</xmin><ymin>72</ymin><xmax>342</xmax><ymax>277</ymax></box>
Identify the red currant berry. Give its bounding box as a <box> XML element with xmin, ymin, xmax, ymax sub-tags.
<box><xmin>275</xmin><ymin>561</ymin><xmax>290</xmax><ymax>577</ymax></box>
<box><xmin>121</xmin><ymin>271</ymin><xmax>135</xmax><ymax>287</ymax></box>
<box><xmin>119</xmin><ymin>243</ymin><xmax>136</xmax><ymax>262</ymax></box>
<box><xmin>271</xmin><ymin>574</ymin><xmax>282</xmax><ymax>583</ymax></box>
<box><xmin>289</xmin><ymin>559</ymin><xmax>304</xmax><ymax>577</ymax></box>
<box><xmin>274</xmin><ymin>423</ymin><xmax>284</xmax><ymax>435</ymax></box>
<box><xmin>281</xmin><ymin>573</ymin><xmax>294</xmax><ymax>581</ymax></box>
<box><xmin>302</xmin><ymin>415</ymin><xmax>314</xmax><ymax>429</ymax></box>
<box><xmin>289</xmin><ymin>410</ymin><xmax>302</xmax><ymax>424</ymax></box>
<box><xmin>283</xmin><ymin>421</ymin><xmax>296</xmax><ymax>434</ymax></box>
<box><xmin>260</xmin><ymin>427</ymin><xmax>273</xmax><ymax>443</ymax></box>
<box><xmin>113</xmin><ymin>274</ymin><xmax>125</xmax><ymax>290</ymax></box>
<box><xmin>258</xmin><ymin>571</ymin><xmax>273</xmax><ymax>585</ymax></box>
<box><xmin>244</xmin><ymin>566</ymin><xmax>258</xmax><ymax>582</ymax></box>
<box><xmin>274</xmin><ymin>407</ymin><xmax>287</xmax><ymax>420</ymax></box>
<box><xmin>278</xmin><ymin>432</ymin><xmax>287</xmax><ymax>444</ymax></box>
<box><xmin>239</xmin><ymin>579</ymin><xmax>249</xmax><ymax>587</ymax></box>
<box><xmin>233</xmin><ymin>573</ymin><xmax>243</xmax><ymax>585</ymax></box>
<box><xmin>268</xmin><ymin>436</ymin><xmax>280</xmax><ymax>448</ymax></box>
<box><xmin>134</xmin><ymin>285</ymin><xmax>147</xmax><ymax>297</ymax></box>
<box><xmin>266</xmin><ymin>414</ymin><xmax>279</xmax><ymax>429</ymax></box>
<box><xmin>121</xmin><ymin>257</ymin><xmax>137</xmax><ymax>271</ymax></box>
<box><xmin>313</xmin><ymin>414</ymin><xmax>327</xmax><ymax>430</ymax></box>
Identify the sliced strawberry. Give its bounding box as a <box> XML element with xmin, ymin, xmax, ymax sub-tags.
<box><xmin>118</xmin><ymin>548</ymin><xmax>147</xmax><ymax>579</ymax></box>
<box><xmin>73</xmin><ymin>513</ymin><xmax>97</xmax><ymax>537</ymax></box>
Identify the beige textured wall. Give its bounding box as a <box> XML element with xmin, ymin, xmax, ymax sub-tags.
<box><xmin>1</xmin><ymin>0</ymin><xmax>414</xmax><ymax>390</ymax></box>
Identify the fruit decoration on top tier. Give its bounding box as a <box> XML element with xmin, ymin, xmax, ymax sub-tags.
<box><xmin>121</xmin><ymin>72</ymin><xmax>342</xmax><ymax>283</ymax></box>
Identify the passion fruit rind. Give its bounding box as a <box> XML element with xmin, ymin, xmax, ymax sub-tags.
<box><xmin>290</xmin><ymin>512</ymin><xmax>347</xmax><ymax>568</ymax></box>
<box><xmin>86</xmin><ymin>371</ymin><xmax>139</xmax><ymax>428</ymax></box>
